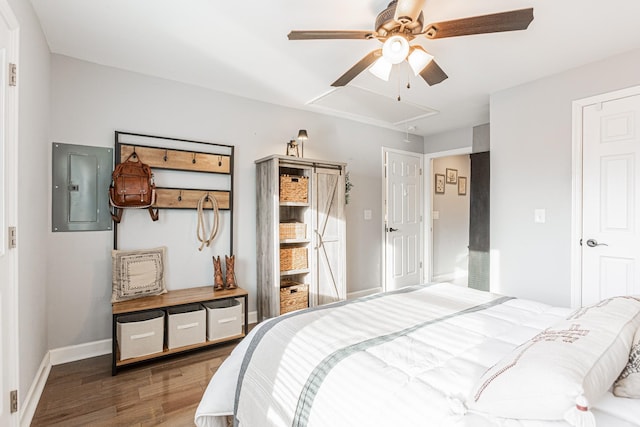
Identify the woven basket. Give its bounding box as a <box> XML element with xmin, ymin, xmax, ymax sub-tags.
<box><xmin>280</xmin><ymin>175</ymin><xmax>308</xmax><ymax>203</ymax></box>
<box><xmin>280</xmin><ymin>247</ymin><xmax>308</xmax><ymax>271</ymax></box>
<box><xmin>279</xmin><ymin>222</ymin><xmax>306</xmax><ymax>240</ymax></box>
<box><xmin>280</xmin><ymin>282</ymin><xmax>309</xmax><ymax>314</ymax></box>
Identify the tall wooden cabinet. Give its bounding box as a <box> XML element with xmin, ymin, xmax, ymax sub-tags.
<box><xmin>256</xmin><ymin>155</ymin><xmax>346</xmax><ymax>321</ymax></box>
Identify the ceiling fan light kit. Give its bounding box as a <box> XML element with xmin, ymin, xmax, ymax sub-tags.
<box><xmin>369</xmin><ymin>56</ymin><xmax>393</xmax><ymax>81</ymax></box>
<box><xmin>382</xmin><ymin>35</ymin><xmax>410</xmax><ymax>64</ymax></box>
<box><xmin>407</xmin><ymin>46</ymin><xmax>433</xmax><ymax>76</ymax></box>
<box><xmin>288</xmin><ymin>0</ymin><xmax>534</xmax><ymax>88</ymax></box>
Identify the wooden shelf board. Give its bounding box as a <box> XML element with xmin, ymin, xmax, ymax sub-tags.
<box><xmin>280</xmin><ymin>238</ymin><xmax>311</xmax><ymax>244</ymax></box>
<box><xmin>112</xmin><ymin>286</ymin><xmax>248</xmax><ymax>315</ymax></box>
<box><xmin>115</xmin><ymin>333</ymin><xmax>245</xmax><ymax>367</ymax></box>
<box><xmin>280</xmin><ymin>269</ymin><xmax>310</xmax><ymax>276</ymax></box>
<box><xmin>279</xmin><ymin>201</ymin><xmax>309</xmax><ymax>207</ymax></box>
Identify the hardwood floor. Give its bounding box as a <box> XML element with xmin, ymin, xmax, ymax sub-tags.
<box><xmin>31</xmin><ymin>339</ymin><xmax>240</xmax><ymax>426</ymax></box>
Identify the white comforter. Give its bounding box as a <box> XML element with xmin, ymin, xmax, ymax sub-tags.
<box><xmin>195</xmin><ymin>284</ymin><xmax>640</xmax><ymax>427</ymax></box>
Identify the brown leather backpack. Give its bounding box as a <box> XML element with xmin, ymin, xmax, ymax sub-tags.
<box><xmin>109</xmin><ymin>152</ymin><xmax>159</xmax><ymax>223</ymax></box>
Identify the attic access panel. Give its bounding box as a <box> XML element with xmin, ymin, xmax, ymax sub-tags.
<box><xmin>308</xmin><ymin>85</ymin><xmax>438</xmax><ymax>127</ymax></box>
<box><xmin>52</xmin><ymin>142</ymin><xmax>113</xmax><ymax>232</ymax></box>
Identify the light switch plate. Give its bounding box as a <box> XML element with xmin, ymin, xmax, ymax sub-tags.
<box><xmin>364</xmin><ymin>209</ymin><xmax>372</xmax><ymax>220</ymax></box>
<box><xmin>432</xmin><ymin>211</ymin><xmax>440</xmax><ymax>220</ymax></box>
<box><xmin>534</xmin><ymin>209</ymin><xmax>546</xmax><ymax>224</ymax></box>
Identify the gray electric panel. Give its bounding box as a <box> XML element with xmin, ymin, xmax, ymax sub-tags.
<box><xmin>52</xmin><ymin>142</ymin><xmax>113</xmax><ymax>232</ymax></box>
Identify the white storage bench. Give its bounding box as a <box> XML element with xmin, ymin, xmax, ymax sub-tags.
<box><xmin>111</xmin><ymin>286</ymin><xmax>248</xmax><ymax>375</ymax></box>
<box><xmin>116</xmin><ymin>309</ymin><xmax>165</xmax><ymax>360</ymax></box>
<box><xmin>167</xmin><ymin>303</ymin><xmax>206</xmax><ymax>349</ymax></box>
<box><xmin>203</xmin><ymin>299</ymin><xmax>242</xmax><ymax>341</ymax></box>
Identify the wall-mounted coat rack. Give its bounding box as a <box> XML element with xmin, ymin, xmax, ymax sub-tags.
<box><xmin>113</xmin><ymin>131</ymin><xmax>235</xmax><ymax>254</ymax></box>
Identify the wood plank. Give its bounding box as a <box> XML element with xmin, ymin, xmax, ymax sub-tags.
<box><xmin>112</xmin><ymin>286</ymin><xmax>247</xmax><ymax>314</ymax></box>
<box><xmin>154</xmin><ymin>188</ymin><xmax>230</xmax><ymax>210</ymax></box>
<box><xmin>121</xmin><ymin>144</ymin><xmax>231</xmax><ymax>174</ymax></box>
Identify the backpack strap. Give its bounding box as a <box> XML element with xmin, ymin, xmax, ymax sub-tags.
<box><xmin>148</xmin><ymin>207</ymin><xmax>159</xmax><ymax>221</ymax></box>
<box><xmin>111</xmin><ymin>207</ymin><xmax>123</xmax><ymax>223</ymax></box>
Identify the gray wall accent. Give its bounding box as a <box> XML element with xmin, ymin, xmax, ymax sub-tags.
<box><xmin>432</xmin><ymin>155</ymin><xmax>470</xmax><ymax>282</ymax></box>
<box><xmin>491</xmin><ymin>47</ymin><xmax>640</xmax><ymax>307</ymax></box>
<box><xmin>472</xmin><ymin>123</ymin><xmax>490</xmax><ymax>153</ymax></box>
<box><xmin>47</xmin><ymin>54</ymin><xmax>423</xmax><ymax>349</ymax></box>
<box><xmin>468</xmin><ymin>152</ymin><xmax>490</xmax><ymax>291</ymax></box>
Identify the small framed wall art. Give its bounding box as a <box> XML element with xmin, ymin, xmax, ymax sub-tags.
<box><xmin>458</xmin><ymin>177</ymin><xmax>467</xmax><ymax>195</ymax></box>
<box><xmin>435</xmin><ymin>174</ymin><xmax>445</xmax><ymax>194</ymax></box>
<box><xmin>446</xmin><ymin>168</ymin><xmax>458</xmax><ymax>184</ymax></box>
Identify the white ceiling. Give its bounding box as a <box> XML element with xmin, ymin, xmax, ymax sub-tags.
<box><xmin>30</xmin><ymin>0</ymin><xmax>640</xmax><ymax>137</ymax></box>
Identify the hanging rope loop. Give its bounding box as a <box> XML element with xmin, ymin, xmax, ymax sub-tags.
<box><xmin>196</xmin><ymin>192</ymin><xmax>219</xmax><ymax>251</ymax></box>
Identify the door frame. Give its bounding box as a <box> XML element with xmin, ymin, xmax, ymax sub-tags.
<box><xmin>0</xmin><ymin>0</ymin><xmax>19</xmax><ymax>425</ymax></box>
<box><xmin>570</xmin><ymin>84</ymin><xmax>640</xmax><ymax>308</ymax></box>
<box><xmin>423</xmin><ymin>146</ymin><xmax>472</xmax><ymax>283</ymax></box>
<box><xmin>381</xmin><ymin>147</ymin><xmax>424</xmax><ymax>291</ymax></box>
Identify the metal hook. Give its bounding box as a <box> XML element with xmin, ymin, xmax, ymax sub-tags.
<box><xmin>218</xmin><ymin>155</ymin><xmax>222</xmax><ymax>167</ymax></box>
<box><xmin>192</xmin><ymin>153</ymin><xmax>196</xmax><ymax>164</ymax></box>
<box><xmin>205</xmin><ymin>192</ymin><xmax>210</xmax><ymax>202</ymax></box>
<box><xmin>132</xmin><ymin>146</ymin><xmax>137</xmax><ymax>159</ymax></box>
<box><xmin>178</xmin><ymin>190</ymin><xmax>182</xmax><ymax>202</ymax></box>
<box><xmin>163</xmin><ymin>149</ymin><xmax>168</xmax><ymax>162</ymax></box>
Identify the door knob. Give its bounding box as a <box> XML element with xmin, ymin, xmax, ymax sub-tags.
<box><xmin>586</xmin><ymin>239</ymin><xmax>608</xmax><ymax>247</ymax></box>
<box><xmin>388</xmin><ymin>227</ymin><xmax>399</xmax><ymax>232</ymax></box>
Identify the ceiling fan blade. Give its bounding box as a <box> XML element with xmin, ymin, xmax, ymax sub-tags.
<box><xmin>423</xmin><ymin>8</ymin><xmax>534</xmax><ymax>39</ymax></box>
<box><xmin>288</xmin><ymin>30</ymin><xmax>374</xmax><ymax>40</ymax></box>
<box><xmin>331</xmin><ymin>49</ymin><xmax>382</xmax><ymax>87</ymax></box>
<box><xmin>419</xmin><ymin>60</ymin><xmax>448</xmax><ymax>86</ymax></box>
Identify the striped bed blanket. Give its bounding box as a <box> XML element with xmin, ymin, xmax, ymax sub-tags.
<box><xmin>195</xmin><ymin>284</ymin><xmax>640</xmax><ymax>427</ymax></box>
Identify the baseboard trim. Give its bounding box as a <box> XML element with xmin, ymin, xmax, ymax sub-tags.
<box><xmin>347</xmin><ymin>287</ymin><xmax>382</xmax><ymax>300</ymax></box>
<box><xmin>432</xmin><ymin>273</ymin><xmax>455</xmax><ymax>282</ymax></box>
<box><xmin>49</xmin><ymin>339</ymin><xmax>112</xmax><ymax>366</ymax></box>
<box><xmin>248</xmin><ymin>310</ymin><xmax>257</xmax><ymax>325</ymax></box>
<box><xmin>20</xmin><ymin>352</ymin><xmax>51</xmax><ymax>427</ymax></box>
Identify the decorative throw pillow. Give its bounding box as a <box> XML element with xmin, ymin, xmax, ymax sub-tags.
<box><xmin>112</xmin><ymin>246</ymin><xmax>167</xmax><ymax>303</ymax></box>
<box><xmin>614</xmin><ymin>326</ymin><xmax>640</xmax><ymax>398</ymax></box>
<box><xmin>467</xmin><ymin>296</ymin><xmax>640</xmax><ymax>422</ymax></box>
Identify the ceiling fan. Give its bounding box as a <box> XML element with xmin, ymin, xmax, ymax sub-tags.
<box><xmin>288</xmin><ymin>0</ymin><xmax>534</xmax><ymax>87</ymax></box>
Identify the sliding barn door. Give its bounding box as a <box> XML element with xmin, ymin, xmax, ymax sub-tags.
<box><xmin>312</xmin><ymin>166</ymin><xmax>346</xmax><ymax>306</ymax></box>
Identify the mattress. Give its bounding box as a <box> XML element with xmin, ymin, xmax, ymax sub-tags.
<box><xmin>195</xmin><ymin>284</ymin><xmax>640</xmax><ymax>427</ymax></box>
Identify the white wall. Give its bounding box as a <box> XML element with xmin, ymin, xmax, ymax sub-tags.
<box><xmin>491</xmin><ymin>47</ymin><xmax>640</xmax><ymax>307</ymax></box>
<box><xmin>424</xmin><ymin>127</ymin><xmax>472</xmax><ymax>153</ymax></box>
<box><xmin>47</xmin><ymin>55</ymin><xmax>424</xmax><ymax>349</ymax></box>
<box><xmin>9</xmin><ymin>0</ymin><xmax>51</xmax><ymax>406</ymax></box>
<box><xmin>432</xmin><ymin>155</ymin><xmax>470</xmax><ymax>283</ymax></box>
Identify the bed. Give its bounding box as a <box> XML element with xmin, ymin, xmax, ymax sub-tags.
<box><xmin>195</xmin><ymin>283</ymin><xmax>640</xmax><ymax>427</ymax></box>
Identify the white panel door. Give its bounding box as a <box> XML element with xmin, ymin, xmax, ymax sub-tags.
<box><xmin>582</xmin><ymin>94</ymin><xmax>640</xmax><ymax>305</ymax></box>
<box><xmin>0</xmin><ymin>1</ymin><xmax>17</xmax><ymax>425</ymax></box>
<box><xmin>384</xmin><ymin>150</ymin><xmax>422</xmax><ymax>291</ymax></box>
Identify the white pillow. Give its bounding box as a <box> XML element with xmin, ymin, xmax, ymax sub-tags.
<box><xmin>613</xmin><ymin>326</ymin><xmax>640</xmax><ymax>398</ymax></box>
<box><xmin>468</xmin><ymin>296</ymin><xmax>640</xmax><ymax>421</ymax></box>
<box><xmin>111</xmin><ymin>246</ymin><xmax>167</xmax><ymax>303</ymax></box>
